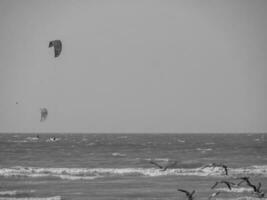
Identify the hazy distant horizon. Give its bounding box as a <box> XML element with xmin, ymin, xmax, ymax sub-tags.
<box><xmin>1</xmin><ymin>0</ymin><xmax>267</xmax><ymax>133</ymax></box>
<box><xmin>0</xmin><ymin>132</ymin><xmax>266</xmax><ymax>134</ymax></box>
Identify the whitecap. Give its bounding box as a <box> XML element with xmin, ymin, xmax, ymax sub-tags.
<box><xmin>205</xmin><ymin>142</ymin><xmax>215</xmax><ymax>145</ymax></box>
<box><xmin>57</xmin><ymin>174</ymin><xmax>101</xmax><ymax>180</ymax></box>
<box><xmin>216</xmin><ymin>197</ymin><xmax>267</xmax><ymax>200</ymax></box>
<box><xmin>143</xmin><ymin>158</ymin><xmax>170</xmax><ymax>162</ymax></box>
<box><xmin>196</xmin><ymin>148</ymin><xmax>212</xmax><ymax>151</ymax></box>
<box><xmin>26</xmin><ymin>137</ymin><xmax>39</xmax><ymax>141</ymax></box>
<box><xmin>112</xmin><ymin>152</ymin><xmax>126</xmax><ymax>157</ymax></box>
<box><xmin>9</xmin><ymin>140</ymin><xmax>28</xmax><ymax>143</ymax></box>
<box><xmin>215</xmin><ymin>187</ymin><xmax>253</xmax><ymax>193</ymax></box>
<box><xmin>0</xmin><ymin>165</ymin><xmax>267</xmax><ymax>179</ymax></box>
<box><xmin>0</xmin><ymin>190</ymin><xmax>35</xmax><ymax>196</ymax></box>
<box><xmin>0</xmin><ymin>196</ymin><xmax>61</xmax><ymax>200</ymax></box>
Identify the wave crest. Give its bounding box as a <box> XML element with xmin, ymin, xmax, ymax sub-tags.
<box><xmin>0</xmin><ymin>165</ymin><xmax>266</xmax><ymax>180</ymax></box>
<box><xmin>0</xmin><ymin>197</ymin><xmax>61</xmax><ymax>200</ymax></box>
<box><xmin>215</xmin><ymin>188</ymin><xmax>254</xmax><ymax>193</ymax></box>
<box><xmin>216</xmin><ymin>197</ymin><xmax>267</xmax><ymax>200</ymax></box>
<box><xmin>0</xmin><ymin>190</ymin><xmax>35</xmax><ymax>196</ymax></box>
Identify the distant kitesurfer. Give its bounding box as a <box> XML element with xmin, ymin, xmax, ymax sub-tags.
<box><xmin>177</xmin><ymin>189</ymin><xmax>195</xmax><ymax>200</ymax></box>
<box><xmin>40</xmin><ymin>108</ymin><xmax>48</xmax><ymax>122</ymax></box>
<box><xmin>49</xmin><ymin>40</ymin><xmax>62</xmax><ymax>58</ymax></box>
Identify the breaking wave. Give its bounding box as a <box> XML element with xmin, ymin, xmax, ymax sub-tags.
<box><xmin>215</xmin><ymin>187</ymin><xmax>254</xmax><ymax>193</ymax></box>
<box><xmin>216</xmin><ymin>197</ymin><xmax>267</xmax><ymax>200</ymax></box>
<box><xmin>111</xmin><ymin>152</ymin><xmax>126</xmax><ymax>157</ymax></box>
<box><xmin>196</xmin><ymin>148</ymin><xmax>213</xmax><ymax>153</ymax></box>
<box><xmin>143</xmin><ymin>158</ymin><xmax>170</xmax><ymax>162</ymax></box>
<box><xmin>0</xmin><ymin>197</ymin><xmax>61</xmax><ymax>200</ymax></box>
<box><xmin>0</xmin><ymin>165</ymin><xmax>266</xmax><ymax>180</ymax></box>
<box><xmin>0</xmin><ymin>190</ymin><xmax>35</xmax><ymax>196</ymax></box>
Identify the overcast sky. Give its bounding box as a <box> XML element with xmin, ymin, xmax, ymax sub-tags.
<box><xmin>0</xmin><ymin>0</ymin><xmax>266</xmax><ymax>133</ymax></box>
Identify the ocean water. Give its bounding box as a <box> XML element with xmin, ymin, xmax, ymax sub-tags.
<box><xmin>0</xmin><ymin>133</ymin><xmax>266</xmax><ymax>200</ymax></box>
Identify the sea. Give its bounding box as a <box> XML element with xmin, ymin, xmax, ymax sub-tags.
<box><xmin>0</xmin><ymin>133</ymin><xmax>266</xmax><ymax>200</ymax></box>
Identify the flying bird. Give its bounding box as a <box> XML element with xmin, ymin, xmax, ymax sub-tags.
<box><xmin>236</xmin><ymin>177</ymin><xmax>265</xmax><ymax>198</ymax></box>
<box><xmin>40</xmin><ymin>108</ymin><xmax>48</xmax><ymax>122</ymax></box>
<box><xmin>149</xmin><ymin>160</ymin><xmax>177</xmax><ymax>171</ymax></box>
<box><xmin>49</xmin><ymin>40</ymin><xmax>62</xmax><ymax>57</ymax></box>
<box><xmin>211</xmin><ymin>180</ymin><xmax>236</xmax><ymax>190</ymax></box>
<box><xmin>177</xmin><ymin>189</ymin><xmax>196</xmax><ymax>200</ymax></box>
<box><xmin>236</xmin><ymin>177</ymin><xmax>251</xmax><ymax>186</ymax></box>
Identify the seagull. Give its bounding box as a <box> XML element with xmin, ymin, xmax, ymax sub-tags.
<box><xmin>177</xmin><ymin>189</ymin><xmax>196</xmax><ymax>200</ymax></box>
<box><xmin>209</xmin><ymin>191</ymin><xmax>221</xmax><ymax>200</ymax></box>
<box><xmin>211</xmin><ymin>180</ymin><xmax>236</xmax><ymax>190</ymax></box>
<box><xmin>249</xmin><ymin>182</ymin><xmax>265</xmax><ymax>198</ymax></box>
<box><xmin>236</xmin><ymin>177</ymin><xmax>251</xmax><ymax>186</ymax></box>
<box><xmin>201</xmin><ymin>163</ymin><xmax>228</xmax><ymax>175</ymax></box>
<box><xmin>149</xmin><ymin>160</ymin><xmax>177</xmax><ymax>171</ymax></box>
<box><xmin>236</xmin><ymin>177</ymin><xmax>265</xmax><ymax>198</ymax></box>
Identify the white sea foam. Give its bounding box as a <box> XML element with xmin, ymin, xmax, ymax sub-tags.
<box><xmin>57</xmin><ymin>174</ymin><xmax>100</xmax><ymax>180</ymax></box>
<box><xmin>143</xmin><ymin>158</ymin><xmax>170</xmax><ymax>162</ymax></box>
<box><xmin>0</xmin><ymin>165</ymin><xmax>266</xmax><ymax>180</ymax></box>
<box><xmin>26</xmin><ymin>137</ymin><xmax>39</xmax><ymax>141</ymax></box>
<box><xmin>205</xmin><ymin>142</ymin><xmax>215</xmax><ymax>145</ymax></box>
<box><xmin>231</xmin><ymin>165</ymin><xmax>267</xmax><ymax>176</ymax></box>
<box><xmin>196</xmin><ymin>148</ymin><xmax>213</xmax><ymax>153</ymax></box>
<box><xmin>0</xmin><ymin>167</ymin><xmax>100</xmax><ymax>180</ymax></box>
<box><xmin>0</xmin><ymin>196</ymin><xmax>61</xmax><ymax>200</ymax></box>
<box><xmin>0</xmin><ymin>190</ymin><xmax>35</xmax><ymax>196</ymax></box>
<box><xmin>8</xmin><ymin>140</ymin><xmax>28</xmax><ymax>143</ymax></box>
<box><xmin>111</xmin><ymin>152</ymin><xmax>126</xmax><ymax>157</ymax></box>
<box><xmin>215</xmin><ymin>187</ymin><xmax>254</xmax><ymax>193</ymax></box>
<box><xmin>216</xmin><ymin>197</ymin><xmax>267</xmax><ymax>200</ymax></box>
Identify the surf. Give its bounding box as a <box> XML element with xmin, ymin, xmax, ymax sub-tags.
<box><xmin>0</xmin><ymin>165</ymin><xmax>267</xmax><ymax>180</ymax></box>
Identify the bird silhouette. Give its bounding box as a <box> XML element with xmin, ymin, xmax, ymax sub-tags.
<box><xmin>211</xmin><ymin>180</ymin><xmax>236</xmax><ymax>190</ymax></box>
<box><xmin>149</xmin><ymin>160</ymin><xmax>177</xmax><ymax>171</ymax></box>
<box><xmin>177</xmin><ymin>189</ymin><xmax>196</xmax><ymax>200</ymax></box>
<box><xmin>236</xmin><ymin>177</ymin><xmax>265</xmax><ymax>198</ymax></box>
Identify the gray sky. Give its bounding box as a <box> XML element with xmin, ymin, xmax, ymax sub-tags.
<box><xmin>0</xmin><ymin>0</ymin><xmax>266</xmax><ymax>133</ymax></box>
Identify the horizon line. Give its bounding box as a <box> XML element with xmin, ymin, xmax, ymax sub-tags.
<box><xmin>0</xmin><ymin>132</ymin><xmax>266</xmax><ymax>134</ymax></box>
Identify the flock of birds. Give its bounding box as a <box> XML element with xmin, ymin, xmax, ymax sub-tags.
<box><xmin>148</xmin><ymin>160</ymin><xmax>265</xmax><ymax>199</ymax></box>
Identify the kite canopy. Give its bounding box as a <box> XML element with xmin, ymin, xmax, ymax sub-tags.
<box><xmin>40</xmin><ymin>108</ymin><xmax>48</xmax><ymax>122</ymax></box>
<box><xmin>49</xmin><ymin>40</ymin><xmax>62</xmax><ymax>57</ymax></box>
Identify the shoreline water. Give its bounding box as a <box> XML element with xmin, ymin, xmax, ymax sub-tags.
<box><xmin>0</xmin><ymin>133</ymin><xmax>266</xmax><ymax>199</ymax></box>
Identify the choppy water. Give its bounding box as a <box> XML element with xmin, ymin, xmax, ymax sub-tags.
<box><xmin>0</xmin><ymin>133</ymin><xmax>266</xmax><ymax>200</ymax></box>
